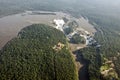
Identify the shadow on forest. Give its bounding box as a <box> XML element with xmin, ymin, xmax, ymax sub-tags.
<box><xmin>73</xmin><ymin>47</ymin><xmax>102</xmax><ymax>80</ymax></box>
<box><xmin>73</xmin><ymin>50</ymin><xmax>90</xmax><ymax>80</ymax></box>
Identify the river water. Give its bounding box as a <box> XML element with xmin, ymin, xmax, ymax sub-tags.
<box><xmin>0</xmin><ymin>11</ymin><xmax>66</xmax><ymax>49</ymax></box>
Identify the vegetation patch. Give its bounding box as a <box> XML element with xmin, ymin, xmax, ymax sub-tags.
<box><xmin>71</xmin><ymin>34</ymin><xmax>86</xmax><ymax>44</ymax></box>
<box><xmin>0</xmin><ymin>24</ymin><xmax>78</xmax><ymax>80</ymax></box>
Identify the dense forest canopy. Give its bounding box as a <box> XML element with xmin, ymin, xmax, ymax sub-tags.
<box><xmin>0</xmin><ymin>24</ymin><xmax>78</xmax><ymax>80</ymax></box>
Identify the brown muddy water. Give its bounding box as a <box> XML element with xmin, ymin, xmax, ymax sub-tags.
<box><xmin>0</xmin><ymin>11</ymin><xmax>66</xmax><ymax>49</ymax></box>
<box><xmin>0</xmin><ymin>11</ymin><xmax>96</xmax><ymax>50</ymax></box>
